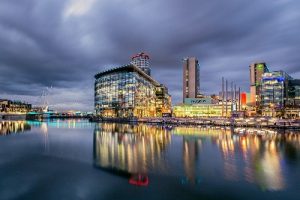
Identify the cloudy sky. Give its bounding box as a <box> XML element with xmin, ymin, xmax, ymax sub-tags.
<box><xmin>0</xmin><ymin>0</ymin><xmax>299</xmax><ymax>111</ymax></box>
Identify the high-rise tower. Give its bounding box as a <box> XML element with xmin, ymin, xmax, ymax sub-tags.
<box><xmin>183</xmin><ymin>57</ymin><xmax>200</xmax><ymax>101</ymax></box>
<box><xmin>249</xmin><ymin>62</ymin><xmax>269</xmax><ymax>106</ymax></box>
<box><xmin>131</xmin><ymin>52</ymin><xmax>151</xmax><ymax>76</ymax></box>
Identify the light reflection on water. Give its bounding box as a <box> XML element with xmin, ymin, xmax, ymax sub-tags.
<box><xmin>0</xmin><ymin>120</ymin><xmax>31</xmax><ymax>135</ymax></box>
<box><xmin>1</xmin><ymin>120</ymin><xmax>300</xmax><ymax>199</ymax></box>
<box><xmin>93</xmin><ymin>123</ymin><xmax>300</xmax><ymax>190</ymax></box>
<box><xmin>94</xmin><ymin>123</ymin><xmax>171</xmax><ymax>174</ymax></box>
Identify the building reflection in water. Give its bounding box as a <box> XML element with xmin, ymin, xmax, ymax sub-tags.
<box><xmin>216</xmin><ymin>128</ymin><xmax>300</xmax><ymax>191</ymax></box>
<box><xmin>26</xmin><ymin>119</ymin><xmax>93</xmax><ymax>129</ymax></box>
<box><xmin>182</xmin><ymin>136</ymin><xmax>200</xmax><ymax>184</ymax></box>
<box><xmin>1</xmin><ymin>120</ymin><xmax>299</xmax><ymax>190</ymax></box>
<box><xmin>173</xmin><ymin>126</ymin><xmax>300</xmax><ymax>190</ymax></box>
<box><xmin>0</xmin><ymin>121</ymin><xmax>31</xmax><ymax>135</ymax></box>
<box><xmin>93</xmin><ymin>123</ymin><xmax>171</xmax><ymax>186</ymax></box>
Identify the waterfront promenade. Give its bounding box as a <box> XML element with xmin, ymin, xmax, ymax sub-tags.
<box><xmin>2</xmin><ymin>112</ymin><xmax>299</xmax><ymax>129</ymax></box>
<box><xmin>90</xmin><ymin>116</ymin><xmax>300</xmax><ymax>129</ymax></box>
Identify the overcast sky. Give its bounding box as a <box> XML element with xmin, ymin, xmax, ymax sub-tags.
<box><xmin>0</xmin><ymin>0</ymin><xmax>300</xmax><ymax>111</ymax></box>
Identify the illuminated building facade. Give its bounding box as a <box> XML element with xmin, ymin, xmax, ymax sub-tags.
<box><xmin>155</xmin><ymin>84</ymin><xmax>172</xmax><ymax>116</ymax></box>
<box><xmin>183</xmin><ymin>57</ymin><xmax>200</xmax><ymax>101</ymax></box>
<box><xmin>287</xmin><ymin>79</ymin><xmax>300</xmax><ymax>106</ymax></box>
<box><xmin>249</xmin><ymin>62</ymin><xmax>269</xmax><ymax>106</ymax></box>
<box><xmin>0</xmin><ymin>99</ymin><xmax>32</xmax><ymax>113</ymax></box>
<box><xmin>285</xmin><ymin>79</ymin><xmax>300</xmax><ymax>118</ymax></box>
<box><xmin>261</xmin><ymin>71</ymin><xmax>289</xmax><ymax>107</ymax></box>
<box><xmin>131</xmin><ymin>52</ymin><xmax>151</xmax><ymax>76</ymax></box>
<box><xmin>94</xmin><ymin>65</ymin><xmax>171</xmax><ymax>118</ymax></box>
<box><xmin>260</xmin><ymin>71</ymin><xmax>300</xmax><ymax>118</ymax></box>
<box><xmin>173</xmin><ymin>103</ymin><xmax>232</xmax><ymax>117</ymax></box>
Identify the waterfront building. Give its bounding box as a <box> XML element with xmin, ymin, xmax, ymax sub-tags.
<box><xmin>155</xmin><ymin>84</ymin><xmax>172</xmax><ymax>117</ymax></box>
<box><xmin>285</xmin><ymin>79</ymin><xmax>300</xmax><ymax>118</ymax></box>
<box><xmin>287</xmin><ymin>79</ymin><xmax>300</xmax><ymax>106</ymax></box>
<box><xmin>94</xmin><ymin>64</ymin><xmax>171</xmax><ymax>118</ymax></box>
<box><xmin>173</xmin><ymin>103</ymin><xmax>232</xmax><ymax>118</ymax></box>
<box><xmin>261</xmin><ymin>71</ymin><xmax>293</xmax><ymax>117</ymax></box>
<box><xmin>249</xmin><ymin>62</ymin><xmax>269</xmax><ymax>106</ymax></box>
<box><xmin>130</xmin><ymin>52</ymin><xmax>151</xmax><ymax>76</ymax></box>
<box><xmin>183</xmin><ymin>57</ymin><xmax>200</xmax><ymax>101</ymax></box>
<box><xmin>0</xmin><ymin>99</ymin><xmax>31</xmax><ymax>113</ymax></box>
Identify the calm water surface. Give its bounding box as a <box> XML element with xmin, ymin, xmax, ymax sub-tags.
<box><xmin>0</xmin><ymin>119</ymin><xmax>300</xmax><ymax>200</ymax></box>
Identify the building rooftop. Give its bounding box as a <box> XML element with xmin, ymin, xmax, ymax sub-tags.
<box><xmin>94</xmin><ymin>64</ymin><xmax>160</xmax><ymax>86</ymax></box>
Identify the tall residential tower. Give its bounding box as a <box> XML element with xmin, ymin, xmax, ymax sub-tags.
<box><xmin>249</xmin><ymin>62</ymin><xmax>269</xmax><ymax>106</ymax></box>
<box><xmin>183</xmin><ymin>57</ymin><xmax>200</xmax><ymax>101</ymax></box>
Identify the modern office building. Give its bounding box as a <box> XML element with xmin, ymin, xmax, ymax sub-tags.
<box><xmin>183</xmin><ymin>57</ymin><xmax>200</xmax><ymax>101</ymax></box>
<box><xmin>287</xmin><ymin>79</ymin><xmax>300</xmax><ymax>105</ymax></box>
<box><xmin>284</xmin><ymin>79</ymin><xmax>300</xmax><ymax>118</ymax></box>
<box><xmin>249</xmin><ymin>62</ymin><xmax>269</xmax><ymax>106</ymax></box>
<box><xmin>130</xmin><ymin>52</ymin><xmax>151</xmax><ymax>76</ymax></box>
<box><xmin>94</xmin><ymin>64</ymin><xmax>171</xmax><ymax>118</ymax></box>
<box><xmin>155</xmin><ymin>84</ymin><xmax>172</xmax><ymax>117</ymax></box>
<box><xmin>261</xmin><ymin>71</ymin><xmax>294</xmax><ymax>117</ymax></box>
<box><xmin>261</xmin><ymin>71</ymin><xmax>289</xmax><ymax>107</ymax></box>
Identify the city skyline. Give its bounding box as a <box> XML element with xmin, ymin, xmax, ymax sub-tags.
<box><xmin>1</xmin><ymin>0</ymin><xmax>300</xmax><ymax>111</ymax></box>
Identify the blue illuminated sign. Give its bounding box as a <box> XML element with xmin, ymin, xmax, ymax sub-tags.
<box><xmin>262</xmin><ymin>77</ymin><xmax>285</xmax><ymax>82</ymax></box>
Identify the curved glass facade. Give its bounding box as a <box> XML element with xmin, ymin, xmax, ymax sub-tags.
<box><xmin>95</xmin><ymin>65</ymin><xmax>171</xmax><ymax>118</ymax></box>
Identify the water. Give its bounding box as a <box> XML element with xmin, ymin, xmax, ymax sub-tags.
<box><xmin>1</xmin><ymin>120</ymin><xmax>300</xmax><ymax>200</ymax></box>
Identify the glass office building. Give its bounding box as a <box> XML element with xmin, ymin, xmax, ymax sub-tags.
<box><xmin>95</xmin><ymin>65</ymin><xmax>171</xmax><ymax>118</ymax></box>
<box><xmin>261</xmin><ymin>71</ymin><xmax>286</xmax><ymax>108</ymax></box>
<box><xmin>287</xmin><ymin>79</ymin><xmax>300</xmax><ymax>104</ymax></box>
<box><xmin>261</xmin><ymin>71</ymin><xmax>293</xmax><ymax>116</ymax></box>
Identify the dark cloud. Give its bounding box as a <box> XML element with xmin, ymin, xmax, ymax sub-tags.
<box><xmin>0</xmin><ymin>0</ymin><xmax>300</xmax><ymax>111</ymax></box>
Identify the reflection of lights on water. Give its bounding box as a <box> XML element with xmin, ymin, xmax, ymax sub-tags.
<box><xmin>240</xmin><ymin>137</ymin><xmax>247</xmax><ymax>151</ymax></box>
<box><xmin>259</xmin><ymin>147</ymin><xmax>285</xmax><ymax>190</ymax></box>
<box><xmin>40</xmin><ymin>122</ymin><xmax>49</xmax><ymax>152</ymax></box>
<box><xmin>94</xmin><ymin>123</ymin><xmax>172</xmax><ymax>174</ymax></box>
<box><xmin>183</xmin><ymin>138</ymin><xmax>199</xmax><ymax>184</ymax></box>
<box><xmin>92</xmin><ymin>123</ymin><xmax>299</xmax><ymax>189</ymax></box>
<box><xmin>0</xmin><ymin>121</ymin><xmax>31</xmax><ymax>135</ymax></box>
<box><xmin>41</xmin><ymin>123</ymin><xmax>48</xmax><ymax>134</ymax></box>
